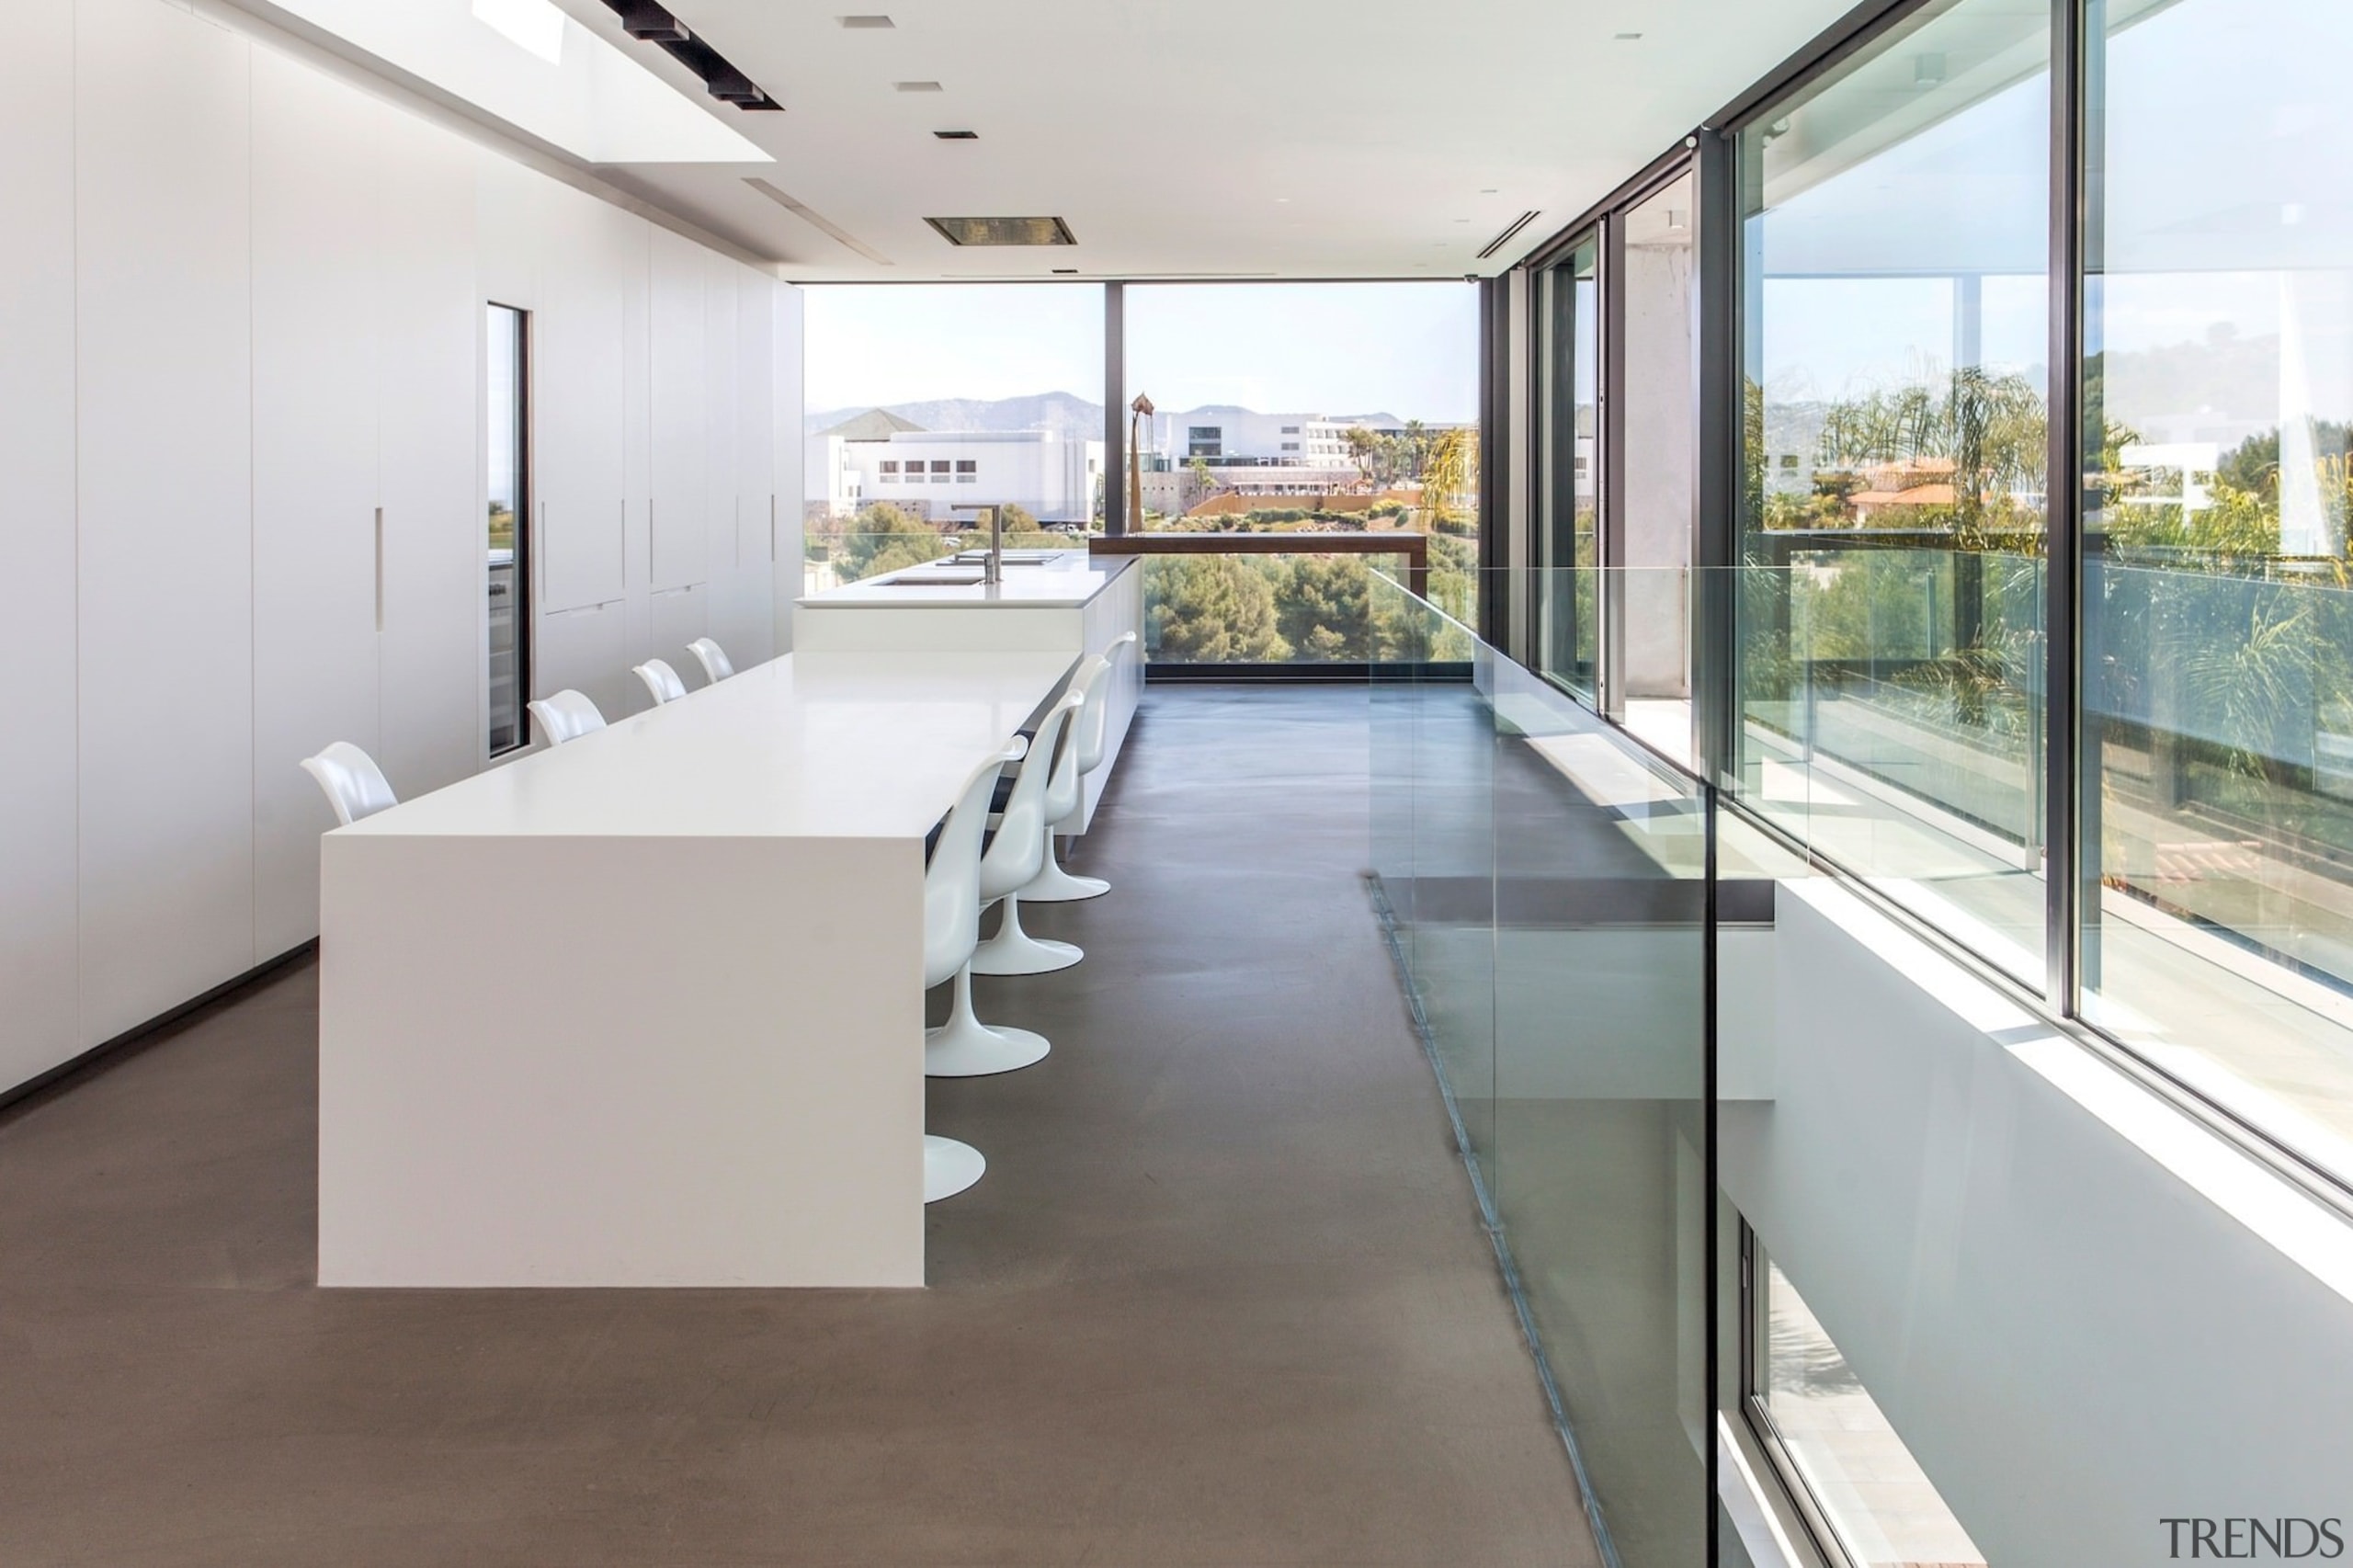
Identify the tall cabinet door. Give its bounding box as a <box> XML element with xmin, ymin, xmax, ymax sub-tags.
<box><xmin>251</xmin><ymin>49</ymin><xmax>384</xmax><ymax>958</ymax></box>
<box><xmin>720</xmin><ymin>265</ymin><xmax>778</xmax><ymax>665</ymax></box>
<box><xmin>377</xmin><ymin>108</ymin><xmax>483</xmax><ymax>797</ymax></box>
<box><xmin>772</xmin><ymin>284</ymin><xmax>807</xmax><ymax>653</ymax></box>
<box><xmin>74</xmin><ymin>0</ymin><xmax>256</xmax><ymax>1045</ymax></box>
<box><xmin>535</xmin><ymin>184</ymin><xmax>631</xmax><ymax>617</ymax></box>
<box><xmin>648</xmin><ymin>227</ymin><xmax>709</xmax><ymax>594</ymax></box>
<box><xmin>703</xmin><ymin>249</ymin><xmax>742</xmax><ymax>576</ymax></box>
<box><xmin>0</xmin><ymin>4</ymin><xmax>80</xmax><ymax>1085</ymax></box>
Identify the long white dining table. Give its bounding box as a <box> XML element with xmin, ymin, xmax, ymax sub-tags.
<box><xmin>317</xmin><ymin>649</ymin><xmax>1078</xmax><ymax>1288</ymax></box>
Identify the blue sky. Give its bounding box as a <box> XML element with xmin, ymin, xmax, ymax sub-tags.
<box><xmin>804</xmin><ymin>281</ymin><xmax>1481</xmax><ymax>421</ymax></box>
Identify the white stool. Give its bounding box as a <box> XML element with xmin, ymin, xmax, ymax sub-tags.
<box><xmin>686</xmin><ymin>637</ymin><xmax>733</xmax><ymax>685</ymax></box>
<box><xmin>527</xmin><ymin>689</ymin><xmax>607</xmax><ymax>747</ymax></box>
<box><xmin>920</xmin><ymin>738</ymin><xmax>1029</xmax><ymax>1199</ymax></box>
<box><xmin>971</xmin><ymin>679</ymin><xmax>1093</xmax><ymax>976</ymax></box>
<box><xmin>299</xmin><ymin>742</ymin><xmax>398</xmax><ymax>825</ymax></box>
<box><xmin>633</xmin><ymin>659</ymin><xmax>688</xmax><ymax>706</ymax></box>
<box><xmin>927</xmin><ymin>687</ymin><xmax>1086</xmax><ymax>1074</ymax></box>
<box><xmin>1022</xmin><ymin>630</ymin><xmax>1136</xmax><ymax>903</ymax></box>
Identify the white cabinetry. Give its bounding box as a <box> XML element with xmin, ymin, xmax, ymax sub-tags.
<box><xmin>251</xmin><ymin>51</ymin><xmax>385</xmax><ymax>957</ymax></box>
<box><xmin>376</xmin><ymin>104</ymin><xmax>483</xmax><ymax>800</ymax></box>
<box><xmin>0</xmin><ymin>2</ymin><xmax>791</xmax><ymax>1096</ymax></box>
<box><xmin>648</xmin><ymin>228</ymin><xmax>710</xmax><ymax>595</ymax></box>
<box><xmin>74</xmin><ymin>0</ymin><xmax>256</xmax><ymax>1046</ymax></box>
<box><xmin>536</xmin><ymin>186</ymin><xmax>633</xmax><ymax>616</ymax></box>
<box><xmin>773</xmin><ymin>286</ymin><xmax>807</xmax><ymax>653</ymax></box>
<box><xmin>0</xmin><ymin>5</ymin><xmax>81</xmax><ymax>1085</ymax></box>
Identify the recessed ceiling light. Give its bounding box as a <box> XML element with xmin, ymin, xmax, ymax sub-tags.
<box><xmin>894</xmin><ymin>80</ymin><xmax>944</xmax><ymax>92</ymax></box>
<box><xmin>926</xmin><ymin>215</ymin><xmax>1076</xmax><ymax>246</ymax></box>
<box><xmin>933</xmin><ymin>129</ymin><xmax>978</xmax><ymax>140</ymax></box>
<box><xmin>838</xmin><ymin>15</ymin><xmax>894</xmax><ymax>28</ymax></box>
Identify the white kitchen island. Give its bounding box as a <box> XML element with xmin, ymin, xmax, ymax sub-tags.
<box><xmin>795</xmin><ymin>550</ymin><xmax>1142</xmax><ymax>832</ymax></box>
<box><xmin>317</xmin><ymin>650</ymin><xmax>1075</xmax><ymax>1288</ymax></box>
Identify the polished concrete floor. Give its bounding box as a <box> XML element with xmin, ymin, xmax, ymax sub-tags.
<box><xmin>0</xmin><ymin>687</ymin><xmax>1596</xmax><ymax>1566</ymax></box>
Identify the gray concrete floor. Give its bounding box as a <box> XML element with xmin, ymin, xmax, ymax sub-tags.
<box><xmin>0</xmin><ymin>686</ymin><xmax>1596</xmax><ymax>1567</ymax></box>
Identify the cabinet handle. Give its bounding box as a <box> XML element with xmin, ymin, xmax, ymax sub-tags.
<box><xmin>374</xmin><ymin>507</ymin><xmax>385</xmax><ymax>632</ymax></box>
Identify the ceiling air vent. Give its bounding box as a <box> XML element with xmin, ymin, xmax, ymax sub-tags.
<box><xmin>838</xmin><ymin>14</ymin><xmax>895</xmax><ymax>27</ymax></box>
<box><xmin>926</xmin><ymin>216</ymin><xmax>1076</xmax><ymax>247</ymax></box>
<box><xmin>1475</xmin><ymin>210</ymin><xmax>1541</xmax><ymax>260</ymax></box>
<box><xmin>933</xmin><ymin>130</ymin><xmax>979</xmax><ymax>141</ymax></box>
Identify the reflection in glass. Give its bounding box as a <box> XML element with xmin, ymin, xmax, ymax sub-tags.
<box><xmin>1735</xmin><ymin>0</ymin><xmax>2051</xmax><ymax>983</ymax></box>
<box><xmin>486</xmin><ymin>303</ymin><xmax>528</xmax><ymax>756</ymax></box>
<box><xmin>1757</xmin><ymin>1260</ymin><xmax>1986</xmax><ymax>1568</ymax></box>
<box><xmin>2081</xmin><ymin>0</ymin><xmax>2353</xmax><ymax>1181</ymax></box>
<box><xmin>1540</xmin><ymin>238</ymin><xmax>1602</xmax><ymax>697</ymax></box>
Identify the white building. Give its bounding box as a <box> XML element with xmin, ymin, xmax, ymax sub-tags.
<box><xmin>1142</xmin><ymin>407</ymin><xmax>1365</xmax><ymax>469</ymax></box>
<box><xmin>806</xmin><ymin>414</ymin><xmax>1102</xmax><ymax>526</ymax></box>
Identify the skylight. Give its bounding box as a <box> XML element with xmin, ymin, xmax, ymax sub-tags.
<box><xmin>271</xmin><ymin>0</ymin><xmax>771</xmax><ymax>165</ymax></box>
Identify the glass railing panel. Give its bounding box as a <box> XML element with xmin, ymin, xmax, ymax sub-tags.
<box><xmin>1487</xmin><ymin>645</ymin><xmax>1711</xmax><ymax>1568</ymax></box>
<box><xmin>1139</xmin><ymin>550</ymin><xmax>1432</xmax><ymax>666</ymax></box>
<box><xmin>1370</xmin><ymin>577</ymin><xmax>1497</xmax><ymax>1164</ymax></box>
<box><xmin>2084</xmin><ymin>558</ymin><xmax>2353</xmax><ymax>1181</ymax></box>
<box><xmin>1371</xmin><ymin>569</ymin><xmax>1711</xmax><ymax>1568</ymax></box>
<box><xmin>1735</xmin><ymin>549</ymin><xmax>2048</xmax><ymax>984</ymax></box>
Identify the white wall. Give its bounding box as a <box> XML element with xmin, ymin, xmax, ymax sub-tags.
<box><xmin>0</xmin><ymin>0</ymin><xmax>801</xmax><ymax>1096</ymax></box>
<box><xmin>1724</xmin><ymin>881</ymin><xmax>2353</xmax><ymax>1561</ymax></box>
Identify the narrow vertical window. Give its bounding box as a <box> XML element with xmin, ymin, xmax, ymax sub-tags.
<box><xmin>486</xmin><ymin>303</ymin><xmax>530</xmax><ymax>756</ymax></box>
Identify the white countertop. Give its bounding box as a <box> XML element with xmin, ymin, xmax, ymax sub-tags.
<box><xmin>798</xmin><ymin>548</ymin><xmax>1132</xmax><ymax>610</ymax></box>
<box><xmin>338</xmin><ymin>651</ymin><xmax>1075</xmax><ymax>841</ymax></box>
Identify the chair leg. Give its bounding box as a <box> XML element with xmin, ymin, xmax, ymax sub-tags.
<box><xmin>924</xmin><ymin>1134</ymin><xmax>985</xmax><ymax>1202</ymax></box>
<box><xmin>971</xmin><ymin>890</ymin><xmax>1083</xmax><ymax>975</ymax></box>
<box><xmin>1019</xmin><ymin>824</ymin><xmax>1109</xmax><ymax>903</ymax></box>
<box><xmin>925</xmin><ymin>964</ymin><xmax>1050</xmax><ymax>1077</ymax></box>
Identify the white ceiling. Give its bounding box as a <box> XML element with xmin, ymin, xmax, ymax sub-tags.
<box><xmin>556</xmin><ymin>0</ymin><xmax>1862</xmax><ymax>279</ymax></box>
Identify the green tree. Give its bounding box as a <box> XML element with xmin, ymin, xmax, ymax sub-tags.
<box><xmin>838</xmin><ymin>502</ymin><xmax>948</xmax><ymax>582</ymax></box>
<box><xmin>1145</xmin><ymin>557</ymin><xmax>1290</xmax><ymax>663</ymax></box>
<box><xmin>1276</xmin><ymin>556</ymin><xmax>1375</xmax><ymax>660</ymax></box>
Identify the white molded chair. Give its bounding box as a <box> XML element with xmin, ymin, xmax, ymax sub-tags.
<box><xmin>1022</xmin><ymin>630</ymin><xmax>1137</xmax><ymax>903</ymax></box>
<box><xmin>633</xmin><ymin>658</ymin><xmax>688</xmax><ymax>706</ymax></box>
<box><xmin>299</xmin><ymin>742</ymin><xmax>397</xmax><ymax>826</ymax></box>
<box><xmin>527</xmin><ymin>689</ymin><xmax>607</xmax><ymax>747</ymax></box>
<box><xmin>921</xmin><ymin>738</ymin><xmax>1029</xmax><ymax>1199</ymax></box>
<box><xmin>686</xmin><ymin>637</ymin><xmax>733</xmax><ymax>686</ymax></box>
<box><xmin>930</xmin><ymin>689</ymin><xmax>1086</xmax><ymax>1070</ymax></box>
<box><xmin>971</xmin><ymin>684</ymin><xmax>1093</xmax><ymax>977</ymax></box>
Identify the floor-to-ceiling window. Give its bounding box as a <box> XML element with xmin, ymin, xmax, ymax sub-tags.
<box><xmin>801</xmin><ymin>284</ymin><xmax>1105</xmax><ymax>588</ymax></box>
<box><xmin>1123</xmin><ymin>281</ymin><xmax>1482</xmax><ymax>662</ymax></box>
<box><xmin>2079</xmin><ymin>0</ymin><xmax>2353</xmax><ymax>1183</ymax></box>
<box><xmin>1734</xmin><ymin>0</ymin><xmax>2053</xmax><ymax>984</ymax></box>
<box><xmin>1537</xmin><ymin>237</ymin><xmax>1600</xmax><ymax>697</ymax></box>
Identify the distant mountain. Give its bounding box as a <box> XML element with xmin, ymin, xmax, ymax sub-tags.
<box><xmin>808</xmin><ymin>392</ymin><xmax>1430</xmax><ymax>439</ymax></box>
<box><xmin>807</xmin><ymin>391</ymin><xmax>1102</xmax><ymax>440</ymax></box>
